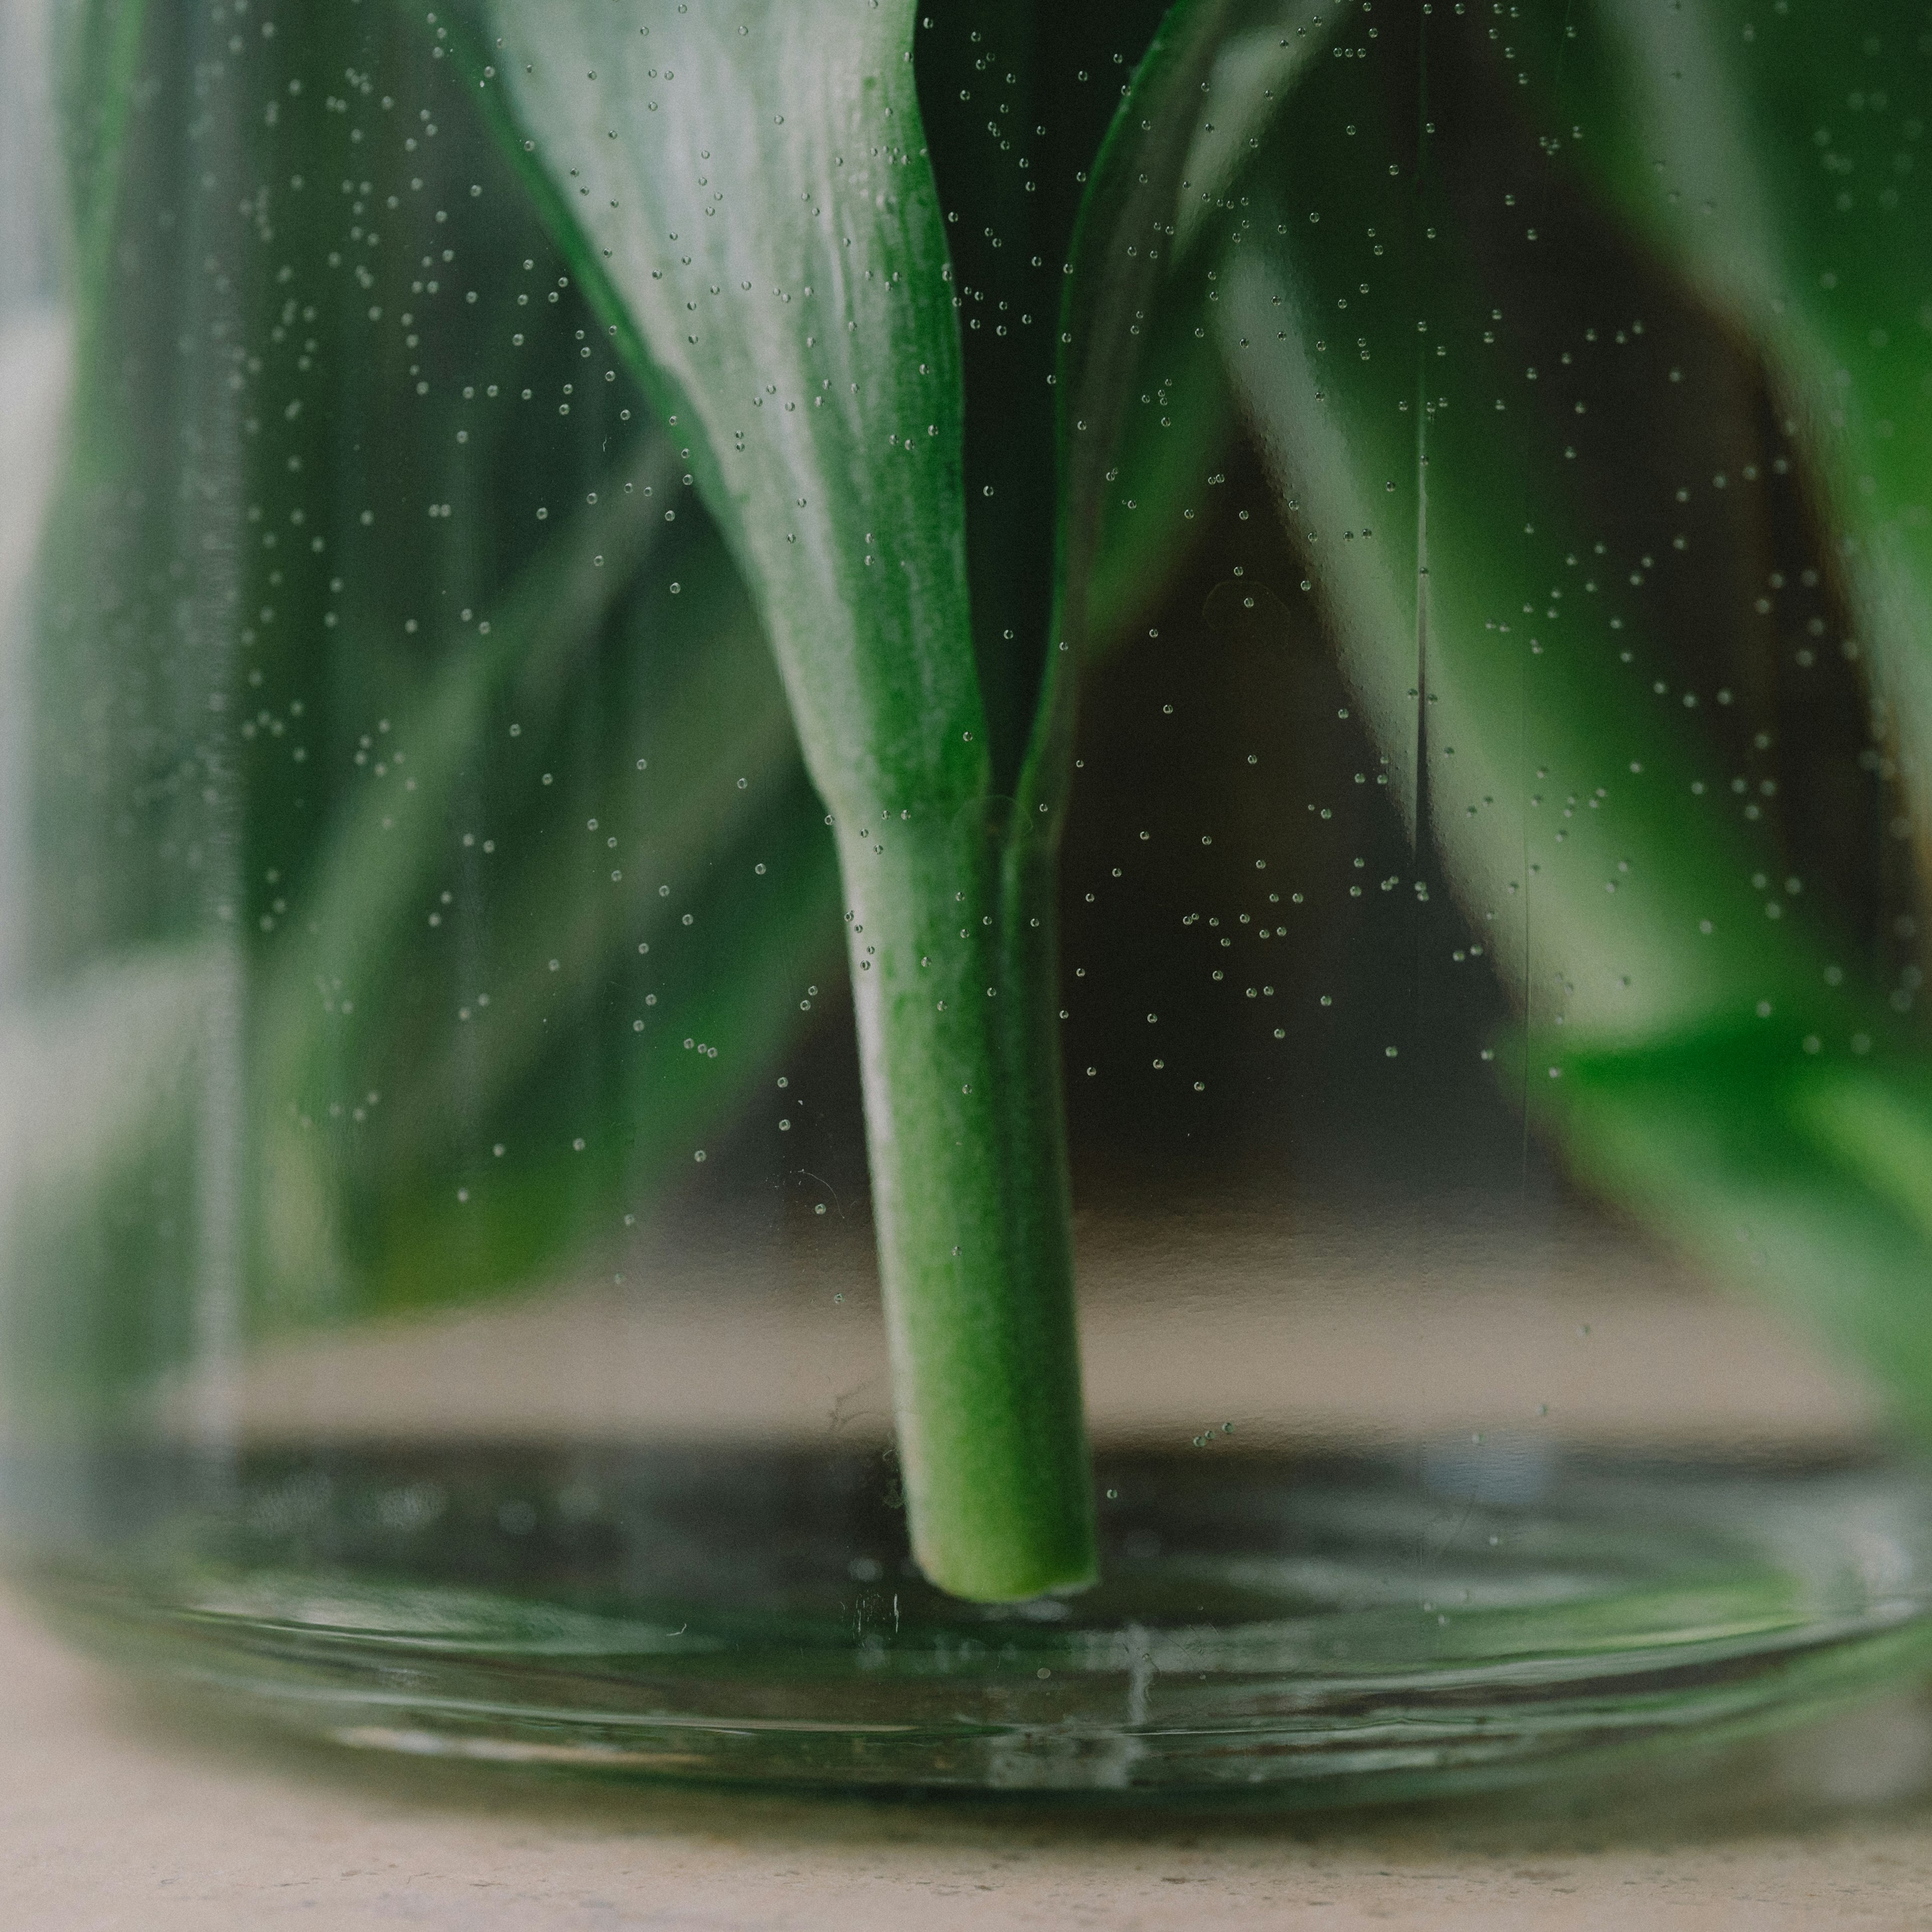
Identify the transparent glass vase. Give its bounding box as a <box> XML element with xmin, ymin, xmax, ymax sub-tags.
<box><xmin>5</xmin><ymin>0</ymin><xmax>1932</xmax><ymax>1802</ymax></box>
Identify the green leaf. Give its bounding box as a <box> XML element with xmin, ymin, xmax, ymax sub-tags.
<box><xmin>470</xmin><ymin>0</ymin><xmax>1337</xmax><ymax>1598</ymax></box>
<box><xmin>1044</xmin><ymin>0</ymin><xmax>1338</xmax><ymax>685</ymax></box>
<box><xmin>484</xmin><ymin>0</ymin><xmax>983</xmax><ymax>822</ymax></box>
<box><xmin>1211</xmin><ymin>13</ymin><xmax>1932</xmax><ymax>1429</ymax></box>
<box><xmin>251</xmin><ymin>440</ymin><xmax>682</xmax><ymax>1154</ymax></box>
<box><xmin>1028</xmin><ymin>0</ymin><xmax>1248</xmax><ymax>812</ymax></box>
<box><xmin>1214</xmin><ymin>10</ymin><xmax>1836</xmax><ymax>1046</ymax></box>
<box><xmin>1082</xmin><ymin>292</ymin><xmax>1234</xmax><ymax>653</ymax></box>
<box><xmin>248</xmin><ymin>436</ymin><xmax>844</xmax><ymax>1327</ymax></box>
<box><xmin>481</xmin><ymin>0</ymin><xmax>1099</xmax><ymax>1600</ymax></box>
<box><xmin>1530</xmin><ymin>1033</ymin><xmax>1932</xmax><ymax>1440</ymax></box>
<box><xmin>20</xmin><ymin>0</ymin><xmax>843</xmax><ymax>1385</ymax></box>
<box><xmin>356</xmin><ymin>778</ymin><xmax>841</xmax><ymax>1318</ymax></box>
<box><xmin>1509</xmin><ymin>0</ymin><xmax>1932</xmax><ymax>872</ymax></box>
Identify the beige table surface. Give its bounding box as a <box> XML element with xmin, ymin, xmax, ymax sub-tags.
<box><xmin>11</xmin><ymin>1202</ymin><xmax>1932</xmax><ymax>1927</ymax></box>
<box><xmin>7</xmin><ymin>1586</ymin><xmax>1932</xmax><ymax>1930</ymax></box>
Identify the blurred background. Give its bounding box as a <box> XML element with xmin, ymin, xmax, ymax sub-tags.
<box><xmin>1</xmin><ymin>0</ymin><xmax>1923</xmax><ymax>1495</ymax></box>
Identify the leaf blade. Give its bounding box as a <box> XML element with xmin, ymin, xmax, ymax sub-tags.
<box><xmin>487</xmin><ymin>0</ymin><xmax>984</xmax><ymax>818</ymax></box>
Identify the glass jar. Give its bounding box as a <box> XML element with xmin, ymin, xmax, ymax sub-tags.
<box><xmin>5</xmin><ymin>0</ymin><xmax>1932</xmax><ymax>1801</ymax></box>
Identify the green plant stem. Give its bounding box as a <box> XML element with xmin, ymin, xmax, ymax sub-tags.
<box><xmin>464</xmin><ymin>0</ymin><xmax>1103</xmax><ymax>1600</ymax></box>
<box><xmin>838</xmin><ymin>805</ymin><xmax>1091</xmax><ymax>1602</ymax></box>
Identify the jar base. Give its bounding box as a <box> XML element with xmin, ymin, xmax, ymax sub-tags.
<box><xmin>17</xmin><ymin>1440</ymin><xmax>1932</xmax><ymax>1802</ymax></box>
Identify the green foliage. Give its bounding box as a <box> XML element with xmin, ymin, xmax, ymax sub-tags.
<box><xmin>16</xmin><ymin>0</ymin><xmax>845</xmax><ymax>1386</ymax></box>
<box><xmin>470</xmin><ymin>0</ymin><xmax>1244</xmax><ymax>1598</ymax></box>
<box><xmin>19</xmin><ymin>0</ymin><xmax>1932</xmax><ymax>1590</ymax></box>
<box><xmin>482</xmin><ymin>1</ymin><xmax>984</xmax><ymax>826</ymax></box>
<box><xmin>1155</xmin><ymin>0</ymin><xmax>1932</xmax><ymax>1420</ymax></box>
<box><xmin>1509</xmin><ymin>1</ymin><xmax>1932</xmax><ymax>860</ymax></box>
<box><xmin>462</xmin><ymin>0</ymin><xmax>1323</xmax><ymax>1595</ymax></box>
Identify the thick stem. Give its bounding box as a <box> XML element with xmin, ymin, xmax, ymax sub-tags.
<box><xmin>836</xmin><ymin>803</ymin><xmax>1095</xmax><ymax>1602</ymax></box>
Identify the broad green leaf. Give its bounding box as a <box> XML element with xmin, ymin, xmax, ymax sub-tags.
<box><xmin>251</xmin><ymin>439</ymin><xmax>683</xmax><ymax>1145</ymax></box>
<box><xmin>355</xmin><ymin>776</ymin><xmax>840</xmax><ymax>1316</ymax></box>
<box><xmin>1214</xmin><ymin>14</ymin><xmax>1932</xmax><ymax>1426</ymax></box>
<box><xmin>1027</xmin><ymin>0</ymin><xmax>1248</xmax><ymax>812</ymax></box>
<box><xmin>1216</xmin><ymin>6</ymin><xmax>1838</xmax><ymax>1047</ymax></box>
<box><xmin>482</xmin><ymin>0</ymin><xmax>984</xmax><ymax>823</ymax></box>
<box><xmin>1082</xmin><ymin>290</ymin><xmax>1234</xmax><ymax>652</ymax></box>
<box><xmin>1509</xmin><ymin>1</ymin><xmax>1932</xmax><ymax>874</ymax></box>
<box><xmin>469</xmin><ymin>0</ymin><xmax>1345</xmax><ymax>1598</ymax></box>
<box><xmin>19</xmin><ymin>1</ymin><xmax>845</xmax><ymax>1391</ymax></box>
<box><xmin>1802</xmin><ymin>1064</ymin><xmax>1932</xmax><ymax>1251</ymax></box>
<box><xmin>249</xmin><ymin>436</ymin><xmax>844</xmax><ymax>1327</ymax></box>
<box><xmin>1041</xmin><ymin>0</ymin><xmax>1338</xmax><ymax>705</ymax></box>
<box><xmin>1529</xmin><ymin>1032</ymin><xmax>1932</xmax><ymax>1439</ymax></box>
<box><xmin>476</xmin><ymin>0</ymin><xmax>1105</xmax><ymax>1601</ymax></box>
